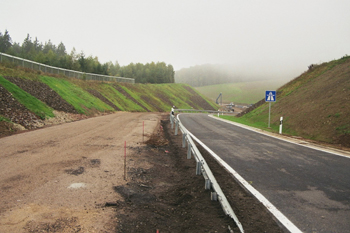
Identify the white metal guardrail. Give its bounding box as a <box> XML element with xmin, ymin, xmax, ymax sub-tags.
<box><xmin>175</xmin><ymin>109</ymin><xmax>228</xmax><ymax>114</ymax></box>
<box><xmin>170</xmin><ymin>113</ymin><xmax>244</xmax><ymax>233</ymax></box>
<box><xmin>0</xmin><ymin>52</ymin><xmax>135</xmax><ymax>83</ymax></box>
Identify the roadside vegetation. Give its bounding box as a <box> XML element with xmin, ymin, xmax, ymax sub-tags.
<box><xmin>0</xmin><ymin>75</ymin><xmax>54</xmax><ymax>119</ymax></box>
<box><xmin>0</xmin><ymin>63</ymin><xmax>217</xmax><ymax>136</ymax></box>
<box><xmin>221</xmin><ymin>55</ymin><xmax>350</xmax><ymax>147</ymax></box>
<box><xmin>40</xmin><ymin>76</ymin><xmax>114</xmax><ymax>114</ymax></box>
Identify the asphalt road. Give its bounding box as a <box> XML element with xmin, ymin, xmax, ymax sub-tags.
<box><xmin>179</xmin><ymin>113</ymin><xmax>350</xmax><ymax>233</ymax></box>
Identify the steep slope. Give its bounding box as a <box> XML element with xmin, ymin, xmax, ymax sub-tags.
<box><xmin>0</xmin><ymin>64</ymin><xmax>218</xmax><ymax>137</ymax></box>
<box><xmin>236</xmin><ymin>55</ymin><xmax>350</xmax><ymax>147</ymax></box>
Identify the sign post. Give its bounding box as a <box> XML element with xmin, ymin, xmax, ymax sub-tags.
<box><xmin>265</xmin><ymin>91</ymin><xmax>276</xmax><ymax>128</ymax></box>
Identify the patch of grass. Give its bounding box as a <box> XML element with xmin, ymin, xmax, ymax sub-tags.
<box><xmin>219</xmin><ymin>114</ymin><xmax>280</xmax><ymax>133</ymax></box>
<box><xmin>0</xmin><ymin>115</ymin><xmax>11</xmax><ymax>122</ymax></box>
<box><xmin>98</xmin><ymin>83</ymin><xmax>143</xmax><ymax>111</ymax></box>
<box><xmin>0</xmin><ymin>75</ymin><xmax>54</xmax><ymax>119</ymax></box>
<box><xmin>40</xmin><ymin>76</ymin><xmax>114</xmax><ymax>114</ymax></box>
<box><xmin>336</xmin><ymin>124</ymin><xmax>350</xmax><ymax>134</ymax></box>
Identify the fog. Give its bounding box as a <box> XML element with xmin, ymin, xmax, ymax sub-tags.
<box><xmin>1</xmin><ymin>0</ymin><xmax>350</xmax><ymax>81</ymax></box>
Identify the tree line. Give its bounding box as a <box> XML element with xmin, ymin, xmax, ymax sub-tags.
<box><xmin>0</xmin><ymin>30</ymin><xmax>174</xmax><ymax>83</ymax></box>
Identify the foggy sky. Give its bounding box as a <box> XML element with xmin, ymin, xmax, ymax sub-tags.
<box><xmin>1</xmin><ymin>0</ymin><xmax>350</xmax><ymax>80</ymax></box>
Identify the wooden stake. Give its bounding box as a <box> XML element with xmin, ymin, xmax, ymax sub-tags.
<box><xmin>124</xmin><ymin>141</ymin><xmax>127</xmax><ymax>181</ymax></box>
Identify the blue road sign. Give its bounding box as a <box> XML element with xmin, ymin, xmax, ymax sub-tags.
<box><xmin>265</xmin><ymin>91</ymin><xmax>276</xmax><ymax>102</ymax></box>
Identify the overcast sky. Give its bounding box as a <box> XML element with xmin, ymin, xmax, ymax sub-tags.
<box><xmin>1</xmin><ymin>0</ymin><xmax>350</xmax><ymax>79</ymax></box>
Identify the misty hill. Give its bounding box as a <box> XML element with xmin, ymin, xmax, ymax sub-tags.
<box><xmin>195</xmin><ymin>79</ymin><xmax>287</xmax><ymax>105</ymax></box>
<box><xmin>175</xmin><ymin>64</ymin><xmax>243</xmax><ymax>87</ymax></box>
<box><xmin>175</xmin><ymin>63</ymin><xmax>293</xmax><ymax>88</ymax></box>
<box><xmin>236</xmin><ymin>55</ymin><xmax>350</xmax><ymax>147</ymax></box>
<box><xmin>0</xmin><ymin>63</ymin><xmax>217</xmax><ymax>137</ymax></box>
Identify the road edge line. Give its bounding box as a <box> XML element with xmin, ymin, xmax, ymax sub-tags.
<box><xmin>187</xmin><ymin>130</ymin><xmax>302</xmax><ymax>233</ymax></box>
<box><xmin>209</xmin><ymin>115</ymin><xmax>350</xmax><ymax>159</ymax></box>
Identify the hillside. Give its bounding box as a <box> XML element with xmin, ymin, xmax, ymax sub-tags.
<box><xmin>228</xmin><ymin>55</ymin><xmax>350</xmax><ymax>147</ymax></box>
<box><xmin>195</xmin><ymin>79</ymin><xmax>287</xmax><ymax>104</ymax></box>
<box><xmin>0</xmin><ymin>64</ymin><xmax>217</xmax><ymax>137</ymax></box>
<box><xmin>175</xmin><ymin>64</ymin><xmax>242</xmax><ymax>87</ymax></box>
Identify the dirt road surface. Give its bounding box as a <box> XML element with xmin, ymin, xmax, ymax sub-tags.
<box><xmin>0</xmin><ymin>112</ymin><xmax>160</xmax><ymax>232</ymax></box>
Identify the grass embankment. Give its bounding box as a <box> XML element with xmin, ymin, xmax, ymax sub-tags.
<box><xmin>0</xmin><ymin>75</ymin><xmax>54</xmax><ymax>119</ymax></box>
<box><xmin>0</xmin><ymin>63</ymin><xmax>218</xmax><ymax>127</ymax></box>
<box><xmin>220</xmin><ymin>55</ymin><xmax>350</xmax><ymax>146</ymax></box>
<box><xmin>40</xmin><ymin>76</ymin><xmax>114</xmax><ymax>114</ymax></box>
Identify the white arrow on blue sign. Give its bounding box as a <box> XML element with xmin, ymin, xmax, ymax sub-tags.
<box><xmin>265</xmin><ymin>91</ymin><xmax>276</xmax><ymax>102</ymax></box>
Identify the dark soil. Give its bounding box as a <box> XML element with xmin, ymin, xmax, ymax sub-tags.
<box><xmin>4</xmin><ymin>76</ymin><xmax>78</xmax><ymax>114</ymax></box>
<box><xmin>0</xmin><ymin>120</ymin><xmax>20</xmax><ymax>137</ymax></box>
<box><xmin>113</xmin><ymin>116</ymin><xmax>283</xmax><ymax>233</ymax></box>
<box><xmin>0</xmin><ymin>84</ymin><xmax>43</xmax><ymax>129</ymax></box>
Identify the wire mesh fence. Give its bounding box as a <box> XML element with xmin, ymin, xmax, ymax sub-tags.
<box><xmin>0</xmin><ymin>52</ymin><xmax>135</xmax><ymax>83</ymax></box>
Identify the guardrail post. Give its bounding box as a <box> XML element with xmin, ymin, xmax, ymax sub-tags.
<box><xmin>175</xmin><ymin>121</ymin><xmax>179</xmax><ymax>135</ymax></box>
<box><xmin>205</xmin><ymin>179</ymin><xmax>211</xmax><ymax>190</ymax></box>
<box><xmin>196</xmin><ymin>161</ymin><xmax>202</xmax><ymax>175</ymax></box>
<box><xmin>187</xmin><ymin>143</ymin><xmax>192</xmax><ymax>159</ymax></box>
<box><xmin>170</xmin><ymin>114</ymin><xmax>174</xmax><ymax>129</ymax></box>
<box><xmin>211</xmin><ymin>192</ymin><xmax>218</xmax><ymax>201</ymax></box>
<box><xmin>182</xmin><ymin>133</ymin><xmax>187</xmax><ymax>148</ymax></box>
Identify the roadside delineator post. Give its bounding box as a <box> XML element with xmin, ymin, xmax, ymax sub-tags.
<box><xmin>279</xmin><ymin>116</ymin><xmax>283</xmax><ymax>134</ymax></box>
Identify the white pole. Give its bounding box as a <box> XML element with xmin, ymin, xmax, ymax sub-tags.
<box><xmin>279</xmin><ymin>116</ymin><xmax>283</xmax><ymax>134</ymax></box>
<box><xmin>268</xmin><ymin>102</ymin><xmax>271</xmax><ymax>128</ymax></box>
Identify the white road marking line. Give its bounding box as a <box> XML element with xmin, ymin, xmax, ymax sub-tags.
<box><xmin>186</xmin><ymin>130</ymin><xmax>303</xmax><ymax>233</ymax></box>
<box><xmin>210</xmin><ymin>115</ymin><xmax>350</xmax><ymax>159</ymax></box>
